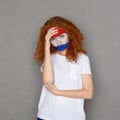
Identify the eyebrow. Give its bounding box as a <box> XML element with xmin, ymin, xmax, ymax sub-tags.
<box><xmin>50</xmin><ymin>37</ymin><xmax>55</xmax><ymax>40</ymax></box>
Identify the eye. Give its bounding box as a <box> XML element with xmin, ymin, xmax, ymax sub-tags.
<box><xmin>59</xmin><ymin>34</ymin><xmax>65</xmax><ymax>38</ymax></box>
<box><xmin>50</xmin><ymin>37</ymin><xmax>55</xmax><ymax>41</ymax></box>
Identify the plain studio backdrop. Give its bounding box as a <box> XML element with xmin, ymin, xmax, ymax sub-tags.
<box><xmin>0</xmin><ymin>0</ymin><xmax>120</xmax><ymax>120</ymax></box>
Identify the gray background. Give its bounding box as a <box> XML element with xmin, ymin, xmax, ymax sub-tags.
<box><xmin>0</xmin><ymin>0</ymin><xmax>120</xmax><ymax>120</ymax></box>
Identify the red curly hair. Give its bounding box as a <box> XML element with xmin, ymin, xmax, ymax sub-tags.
<box><xmin>33</xmin><ymin>16</ymin><xmax>86</xmax><ymax>65</ymax></box>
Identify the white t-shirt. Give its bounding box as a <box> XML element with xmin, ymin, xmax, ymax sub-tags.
<box><xmin>37</xmin><ymin>53</ymin><xmax>92</xmax><ymax>120</ymax></box>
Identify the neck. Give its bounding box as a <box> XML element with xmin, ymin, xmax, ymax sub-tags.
<box><xmin>57</xmin><ymin>49</ymin><xmax>66</xmax><ymax>56</ymax></box>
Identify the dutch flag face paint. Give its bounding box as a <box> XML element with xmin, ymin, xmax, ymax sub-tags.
<box><xmin>50</xmin><ymin>27</ymin><xmax>69</xmax><ymax>51</ymax></box>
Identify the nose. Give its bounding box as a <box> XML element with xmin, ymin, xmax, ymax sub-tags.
<box><xmin>56</xmin><ymin>38</ymin><xmax>62</xmax><ymax>45</ymax></box>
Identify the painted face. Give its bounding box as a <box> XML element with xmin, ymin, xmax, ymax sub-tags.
<box><xmin>50</xmin><ymin>28</ymin><xmax>69</xmax><ymax>51</ymax></box>
<box><xmin>50</xmin><ymin>33</ymin><xmax>69</xmax><ymax>51</ymax></box>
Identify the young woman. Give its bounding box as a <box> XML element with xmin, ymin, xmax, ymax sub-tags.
<box><xmin>34</xmin><ymin>16</ymin><xmax>94</xmax><ymax>120</ymax></box>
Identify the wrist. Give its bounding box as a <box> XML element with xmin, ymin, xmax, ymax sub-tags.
<box><xmin>45</xmin><ymin>47</ymin><xmax>51</xmax><ymax>54</ymax></box>
<box><xmin>56</xmin><ymin>90</ymin><xmax>62</xmax><ymax>96</ymax></box>
<box><xmin>45</xmin><ymin>42</ymin><xmax>50</xmax><ymax>49</ymax></box>
<box><xmin>45</xmin><ymin>46</ymin><xmax>50</xmax><ymax>50</ymax></box>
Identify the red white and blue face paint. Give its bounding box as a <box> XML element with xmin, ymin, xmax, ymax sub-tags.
<box><xmin>50</xmin><ymin>27</ymin><xmax>69</xmax><ymax>51</ymax></box>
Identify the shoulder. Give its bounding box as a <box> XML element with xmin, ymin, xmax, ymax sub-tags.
<box><xmin>76</xmin><ymin>53</ymin><xmax>91</xmax><ymax>66</ymax></box>
<box><xmin>77</xmin><ymin>53</ymin><xmax>89</xmax><ymax>62</ymax></box>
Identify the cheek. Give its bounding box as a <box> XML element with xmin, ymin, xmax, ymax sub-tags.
<box><xmin>61</xmin><ymin>37</ymin><xmax>69</xmax><ymax>43</ymax></box>
<box><xmin>51</xmin><ymin>40</ymin><xmax>57</xmax><ymax>47</ymax></box>
<box><xmin>65</xmin><ymin>37</ymin><xmax>69</xmax><ymax>42</ymax></box>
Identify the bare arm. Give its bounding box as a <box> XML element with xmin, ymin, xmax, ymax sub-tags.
<box><xmin>58</xmin><ymin>74</ymin><xmax>94</xmax><ymax>99</ymax></box>
<box><xmin>45</xmin><ymin>74</ymin><xmax>94</xmax><ymax>99</ymax></box>
<box><xmin>42</xmin><ymin>48</ymin><xmax>54</xmax><ymax>84</ymax></box>
<box><xmin>41</xmin><ymin>27</ymin><xmax>58</xmax><ymax>85</ymax></box>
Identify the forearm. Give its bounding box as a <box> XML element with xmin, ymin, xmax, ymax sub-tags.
<box><xmin>58</xmin><ymin>88</ymin><xmax>93</xmax><ymax>99</ymax></box>
<box><xmin>42</xmin><ymin>48</ymin><xmax>54</xmax><ymax>84</ymax></box>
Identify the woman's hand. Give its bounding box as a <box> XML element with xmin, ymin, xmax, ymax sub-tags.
<box><xmin>42</xmin><ymin>27</ymin><xmax>58</xmax><ymax>84</ymax></box>
<box><xmin>45</xmin><ymin>83</ymin><xmax>60</xmax><ymax>96</ymax></box>
<box><xmin>45</xmin><ymin>27</ymin><xmax>58</xmax><ymax>49</ymax></box>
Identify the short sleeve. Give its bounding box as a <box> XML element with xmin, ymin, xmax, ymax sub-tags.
<box><xmin>40</xmin><ymin>63</ymin><xmax>44</xmax><ymax>72</ymax></box>
<box><xmin>80</xmin><ymin>55</ymin><xmax>93</xmax><ymax>77</ymax></box>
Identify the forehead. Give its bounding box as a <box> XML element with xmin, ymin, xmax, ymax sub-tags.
<box><xmin>52</xmin><ymin>33</ymin><xmax>68</xmax><ymax>39</ymax></box>
<box><xmin>51</xmin><ymin>27</ymin><xmax>65</xmax><ymax>38</ymax></box>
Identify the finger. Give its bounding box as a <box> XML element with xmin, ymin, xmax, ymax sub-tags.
<box><xmin>47</xmin><ymin>29</ymin><xmax>58</xmax><ymax>36</ymax></box>
<box><xmin>48</xmin><ymin>30</ymin><xmax>58</xmax><ymax>36</ymax></box>
<box><xmin>47</xmin><ymin>28</ymin><xmax>58</xmax><ymax>37</ymax></box>
<box><xmin>48</xmin><ymin>27</ymin><xmax>57</xmax><ymax>33</ymax></box>
<box><xmin>45</xmin><ymin>29</ymin><xmax>57</xmax><ymax>38</ymax></box>
<box><xmin>46</xmin><ymin>31</ymin><xmax>58</xmax><ymax>41</ymax></box>
<box><xmin>44</xmin><ymin>84</ymin><xmax>47</xmax><ymax>88</ymax></box>
<box><xmin>45</xmin><ymin>83</ymin><xmax>52</xmax><ymax>88</ymax></box>
<box><xmin>44</xmin><ymin>83</ymin><xmax>49</xmax><ymax>88</ymax></box>
<box><xmin>47</xmin><ymin>83</ymin><xmax>53</xmax><ymax>87</ymax></box>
